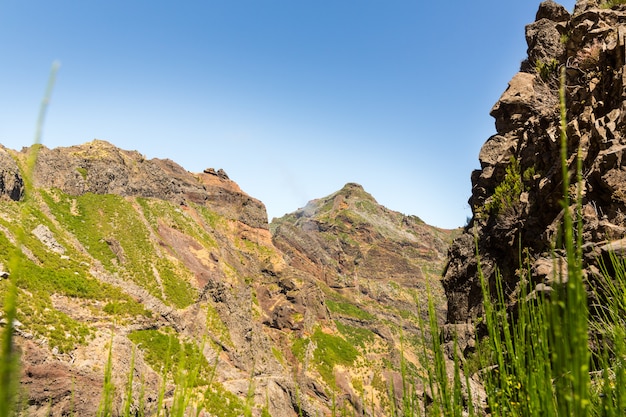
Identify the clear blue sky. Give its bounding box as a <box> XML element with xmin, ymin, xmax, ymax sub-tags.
<box><xmin>0</xmin><ymin>0</ymin><xmax>576</xmax><ymax>228</ymax></box>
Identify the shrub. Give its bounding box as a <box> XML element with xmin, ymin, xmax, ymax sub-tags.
<box><xmin>484</xmin><ymin>157</ymin><xmax>523</xmax><ymax>215</ymax></box>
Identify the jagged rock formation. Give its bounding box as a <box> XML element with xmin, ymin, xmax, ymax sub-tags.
<box><xmin>444</xmin><ymin>0</ymin><xmax>626</xmax><ymax>327</ymax></box>
<box><xmin>0</xmin><ymin>141</ymin><xmax>454</xmax><ymax>416</ymax></box>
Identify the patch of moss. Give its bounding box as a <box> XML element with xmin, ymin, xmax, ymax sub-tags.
<box><xmin>156</xmin><ymin>258</ymin><xmax>197</xmax><ymax>309</ymax></box>
<box><xmin>291</xmin><ymin>336</ymin><xmax>309</xmax><ymax>363</ymax></box>
<box><xmin>103</xmin><ymin>300</ymin><xmax>151</xmax><ymax>317</ymax></box>
<box><xmin>128</xmin><ymin>328</ymin><xmax>209</xmax><ymax>380</ymax></box>
<box><xmin>194</xmin><ymin>203</ymin><xmax>226</xmax><ymax>230</ymax></box>
<box><xmin>203</xmin><ymin>381</ymin><xmax>246</xmax><ymax>417</ymax></box>
<box><xmin>601</xmin><ymin>0</ymin><xmax>626</xmax><ymax>8</ymax></box>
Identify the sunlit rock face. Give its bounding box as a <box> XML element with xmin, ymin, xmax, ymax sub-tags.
<box><xmin>444</xmin><ymin>0</ymin><xmax>626</xmax><ymax>326</ymax></box>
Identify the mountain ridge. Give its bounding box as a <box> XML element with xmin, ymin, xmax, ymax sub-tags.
<box><xmin>0</xmin><ymin>139</ymin><xmax>455</xmax><ymax>416</ymax></box>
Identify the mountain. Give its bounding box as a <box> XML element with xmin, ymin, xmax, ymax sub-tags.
<box><xmin>0</xmin><ymin>140</ymin><xmax>456</xmax><ymax>416</ymax></box>
<box><xmin>444</xmin><ymin>0</ymin><xmax>626</xmax><ymax>332</ymax></box>
<box><xmin>271</xmin><ymin>182</ymin><xmax>454</xmax><ymax>321</ymax></box>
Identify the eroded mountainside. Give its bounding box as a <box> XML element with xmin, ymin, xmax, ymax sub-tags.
<box><xmin>271</xmin><ymin>183</ymin><xmax>454</xmax><ymax>320</ymax></box>
<box><xmin>445</xmin><ymin>0</ymin><xmax>626</xmax><ymax>328</ymax></box>
<box><xmin>0</xmin><ymin>140</ymin><xmax>455</xmax><ymax>416</ymax></box>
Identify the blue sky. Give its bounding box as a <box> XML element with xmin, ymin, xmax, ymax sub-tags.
<box><xmin>0</xmin><ymin>0</ymin><xmax>576</xmax><ymax>228</ymax></box>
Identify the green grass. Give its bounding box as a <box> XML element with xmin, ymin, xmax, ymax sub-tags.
<box><xmin>41</xmin><ymin>190</ymin><xmax>198</xmax><ymax>308</ymax></box>
<box><xmin>326</xmin><ymin>299</ymin><xmax>375</xmax><ymax>321</ymax></box>
<box><xmin>335</xmin><ymin>320</ymin><xmax>375</xmax><ymax>348</ymax></box>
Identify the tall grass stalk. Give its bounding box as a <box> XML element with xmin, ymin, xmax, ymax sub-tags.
<box><xmin>122</xmin><ymin>346</ymin><xmax>137</xmax><ymax>417</ymax></box>
<box><xmin>0</xmin><ymin>61</ymin><xmax>59</xmax><ymax>417</ymax></box>
<box><xmin>97</xmin><ymin>336</ymin><xmax>115</xmax><ymax>417</ymax></box>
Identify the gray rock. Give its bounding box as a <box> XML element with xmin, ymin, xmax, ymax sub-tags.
<box><xmin>536</xmin><ymin>0</ymin><xmax>570</xmax><ymax>22</ymax></box>
<box><xmin>0</xmin><ymin>146</ymin><xmax>24</xmax><ymax>201</ymax></box>
<box><xmin>32</xmin><ymin>224</ymin><xmax>66</xmax><ymax>255</ymax></box>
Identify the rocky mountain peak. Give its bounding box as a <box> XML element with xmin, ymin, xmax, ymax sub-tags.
<box><xmin>15</xmin><ymin>140</ymin><xmax>269</xmax><ymax>229</ymax></box>
<box><xmin>272</xmin><ymin>183</ymin><xmax>455</xmax><ymax>291</ymax></box>
<box><xmin>445</xmin><ymin>0</ymin><xmax>626</xmax><ymax>324</ymax></box>
<box><xmin>294</xmin><ymin>182</ymin><xmax>376</xmax><ymax>218</ymax></box>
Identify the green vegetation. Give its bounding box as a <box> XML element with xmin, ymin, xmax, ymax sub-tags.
<box><xmin>483</xmin><ymin>157</ymin><xmax>526</xmax><ymax>216</ymax></box>
<box><xmin>335</xmin><ymin>320</ymin><xmax>375</xmax><ymax>348</ymax></box>
<box><xmin>127</xmin><ymin>328</ymin><xmax>249</xmax><ymax>416</ymax></box>
<box><xmin>312</xmin><ymin>328</ymin><xmax>359</xmax><ymax>388</ymax></box>
<box><xmin>205</xmin><ymin>302</ymin><xmax>233</xmax><ymax>348</ymax></box>
<box><xmin>601</xmin><ymin>0</ymin><xmax>626</xmax><ymax>8</ymax></box>
<box><xmin>536</xmin><ymin>58</ymin><xmax>559</xmax><ymax>81</ymax></box>
<box><xmin>0</xmin><ymin>197</ymin><xmax>152</xmax><ymax>351</ymax></box>
<box><xmin>137</xmin><ymin>198</ymin><xmax>218</xmax><ymax>249</ymax></box>
<box><xmin>128</xmin><ymin>328</ymin><xmax>209</xmax><ymax>380</ymax></box>
<box><xmin>292</xmin><ymin>326</ymin><xmax>360</xmax><ymax>389</ymax></box>
<box><xmin>102</xmin><ymin>300</ymin><xmax>151</xmax><ymax>317</ymax></box>
<box><xmin>203</xmin><ymin>382</ymin><xmax>247</xmax><ymax>417</ymax></box>
<box><xmin>194</xmin><ymin>203</ymin><xmax>226</xmax><ymax>230</ymax></box>
<box><xmin>326</xmin><ymin>299</ymin><xmax>375</xmax><ymax>321</ymax></box>
<box><xmin>76</xmin><ymin>167</ymin><xmax>88</xmax><ymax>179</ymax></box>
<box><xmin>41</xmin><ymin>190</ymin><xmax>197</xmax><ymax>308</ymax></box>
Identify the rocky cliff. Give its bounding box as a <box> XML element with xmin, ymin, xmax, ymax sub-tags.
<box><xmin>444</xmin><ymin>0</ymin><xmax>626</xmax><ymax>329</ymax></box>
<box><xmin>0</xmin><ymin>140</ymin><xmax>454</xmax><ymax>416</ymax></box>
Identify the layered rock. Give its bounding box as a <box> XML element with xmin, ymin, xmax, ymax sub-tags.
<box><xmin>444</xmin><ymin>0</ymin><xmax>626</xmax><ymax>325</ymax></box>
<box><xmin>30</xmin><ymin>139</ymin><xmax>268</xmax><ymax>229</ymax></box>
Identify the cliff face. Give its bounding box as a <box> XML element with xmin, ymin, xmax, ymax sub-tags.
<box><xmin>0</xmin><ymin>141</ymin><xmax>454</xmax><ymax>416</ymax></box>
<box><xmin>444</xmin><ymin>0</ymin><xmax>626</xmax><ymax>325</ymax></box>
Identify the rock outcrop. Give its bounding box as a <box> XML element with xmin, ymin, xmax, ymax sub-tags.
<box><xmin>0</xmin><ymin>145</ymin><xmax>24</xmax><ymax>201</ymax></box>
<box><xmin>444</xmin><ymin>0</ymin><xmax>626</xmax><ymax>326</ymax></box>
<box><xmin>31</xmin><ymin>139</ymin><xmax>268</xmax><ymax>229</ymax></box>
